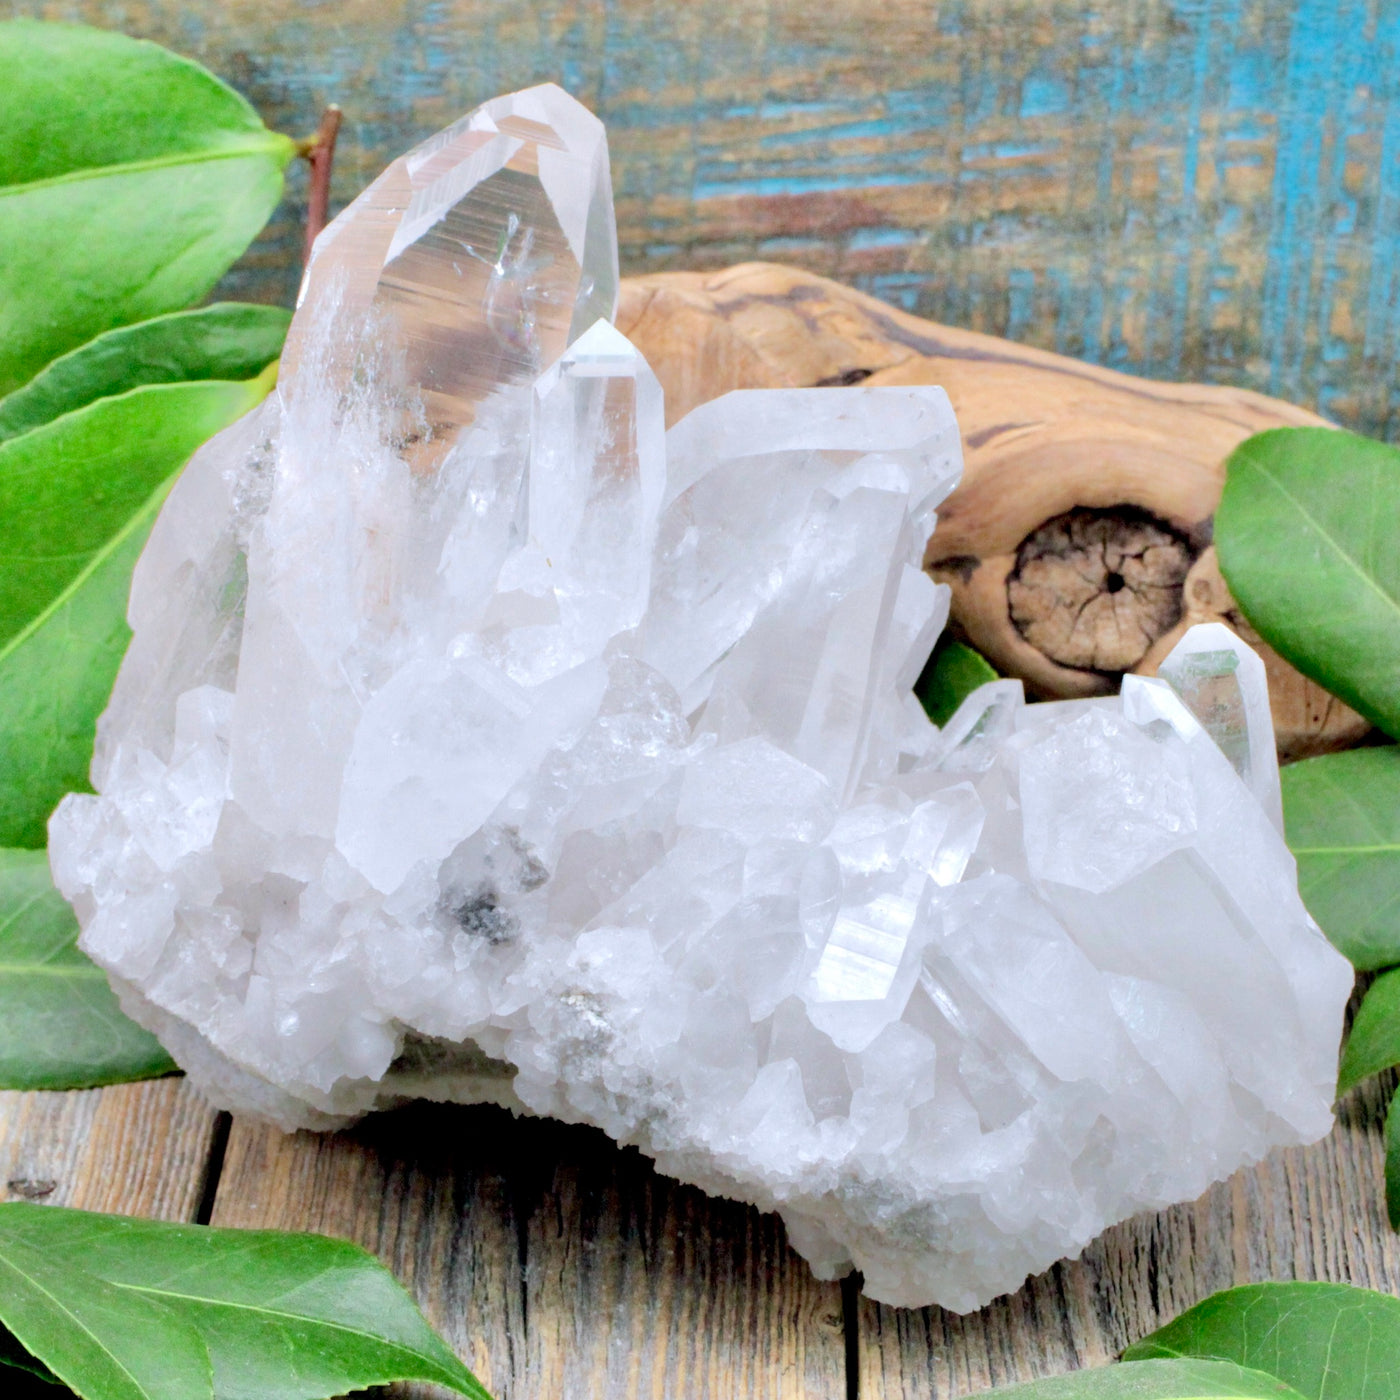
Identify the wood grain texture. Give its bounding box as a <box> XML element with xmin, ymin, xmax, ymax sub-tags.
<box><xmin>3</xmin><ymin>1072</ymin><xmax>1395</xmax><ymax>1397</ymax></box>
<box><xmin>0</xmin><ymin>1078</ymin><xmax>220</xmax><ymax>1219</ymax></box>
<box><xmin>858</xmin><ymin>1073</ymin><xmax>1400</xmax><ymax>1395</ymax></box>
<box><xmin>209</xmin><ymin>1103</ymin><xmax>849</xmax><ymax>1400</ymax></box>
<box><xmin>9</xmin><ymin>0</ymin><xmax>1400</xmax><ymax>439</ymax></box>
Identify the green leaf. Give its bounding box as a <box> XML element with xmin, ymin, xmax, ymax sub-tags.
<box><xmin>0</xmin><ymin>21</ymin><xmax>295</xmax><ymax>394</ymax></box>
<box><xmin>1216</xmin><ymin>428</ymin><xmax>1400</xmax><ymax>741</ymax></box>
<box><xmin>0</xmin><ymin>22</ymin><xmax>285</xmax><ymax>187</ymax></box>
<box><xmin>0</xmin><ymin>304</ymin><xmax>289</xmax><ymax>442</ymax></box>
<box><xmin>0</xmin><ymin>1222</ymin><xmax>211</xmax><ymax>1400</ymax></box>
<box><xmin>1385</xmin><ymin>1084</ymin><xmax>1400</xmax><ymax>1231</ymax></box>
<box><xmin>1124</xmin><ymin>1281</ymin><xmax>1400</xmax><ymax>1399</ymax></box>
<box><xmin>2</xmin><ymin>1321</ymin><xmax>65</xmax><ymax>1386</ymax></box>
<box><xmin>0</xmin><ymin>377</ymin><xmax>266</xmax><ymax>646</ymax></box>
<box><xmin>917</xmin><ymin>636</ymin><xmax>999</xmax><ymax>727</ymax></box>
<box><xmin>1282</xmin><ymin>747</ymin><xmax>1400</xmax><ymax>970</ymax></box>
<box><xmin>0</xmin><ymin>372</ymin><xmax>272</xmax><ymax>847</ymax></box>
<box><xmin>1338</xmin><ymin>968</ymin><xmax>1400</xmax><ymax>1095</ymax></box>
<box><xmin>0</xmin><ymin>1202</ymin><xmax>494</xmax><ymax>1400</ymax></box>
<box><xmin>0</xmin><ymin>482</ymin><xmax>170</xmax><ymax>849</ymax></box>
<box><xmin>981</xmin><ymin>1359</ymin><xmax>1306</xmax><ymax>1398</ymax></box>
<box><xmin>0</xmin><ymin>848</ymin><xmax>175</xmax><ymax>1089</ymax></box>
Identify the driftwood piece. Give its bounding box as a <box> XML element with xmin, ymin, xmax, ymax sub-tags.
<box><xmin>617</xmin><ymin>263</ymin><xmax>1372</xmax><ymax>760</ymax></box>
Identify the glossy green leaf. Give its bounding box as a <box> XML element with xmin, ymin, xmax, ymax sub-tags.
<box><xmin>1124</xmin><ymin>1281</ymin><xmax>1400</xmax><ymax>1399</ymax></box>
<box><xmin>0</xmin><ymin>1221</ymin><xmax>211</xmax><ymax>1400</ymax></box>
<box><xmin>1282</xmin><ymin>747</ymin><xmax>1400</xmax><ymax>970</ymax></box>
<box><xmin>1217</xmin><ymin>428</ymin><xmax>1400</xmax><ymax>741</ymax></box>
<box><xmin>0</xmin><ymin>22</ymin><xmax>285</xmax><ymax>186</ymax></box>
<box><xmin>0</xmin><ymin>304</ymin><xmax>289</xmax><ymax>442</ymax></box>
<box><xmin>917</xmin><ymin>636</ymin><xmax>999</xmax><ymax>727</ymax></box>
<box><xmin>0</xmin><ymin>377</ymin><xmax>267</xmax><ymax>646</ymax></box>
<box><xmin>0</xmin><ymin>21</ymin><xmax>295</xmax><ymax>394</ymax></box>
<box><xmin>0</xmin><ymin>848</ymin><xmax>175</xmax><ymax>1089</ymax></box>
<box><xmin>1385</xmin><ymin>1085</ymin><xmax>1400</xmax><ymax>1231</ymax></box>
<box><xmin>0</xmin><ymin>484</ymin><xmax>170</xmax><ymax>848</ymax></box>
<box><xmin>0</xmin><ymin>1202</ymin><xmax>494</xmax><ymax>1400</ymax></box>
<box><xmin>983</xmin><ymin>1359</ymin><xmax>1305</xmax><ymax>1398</ymax></box>
<box><xmin>1338</xmin><ymin>968</ymin><xmax>1400</xmax><ymax>1095</ymax></box>
<box><xmin>0</xmin><ymin>371</ymin><xmax>272</xmax><ymax>847</ymax></box>
<box><xmin>1</xmin><ymin>1321</ymin><xmax>64</xmax><ymax>1386</ymax></box>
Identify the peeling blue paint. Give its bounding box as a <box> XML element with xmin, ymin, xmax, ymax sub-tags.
<box><xmin>848</xmin><ymin>228</ymin><xmax>922</xmax><ymax>251</ymax></box>
<box><xmin>22</xmin><ymin>0</ymin><xmax>1400</xmax><ymax>440</ymax></box>
<box><xmin>691</xmin><ymin>170</ymin><xmax>930</xmax><ymax>200</ymax></box>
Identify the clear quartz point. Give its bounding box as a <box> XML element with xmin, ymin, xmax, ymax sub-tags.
<box><xmin>929</xmin><ymin>679</ymin><xmax>1025</xmax><ymax>772</ymax></box>
<box><xmin>284</xmin><ymin>83</ymin><xmax>617</xmax><ymax>455</ymax></box>
<box><xmin>1157</xmin><ymin>622</ymin><xmax>1283</xmax><ymax>832</ymax></box>
<box><xmin>49</xmin><ymin>89</ymin><xmax>1351</xmax><ymax>1315</ymax></box>
<box><xmin>494</xmin><ymin>319</ymin><xmax>666</xmax><ymax>683</ymax></box>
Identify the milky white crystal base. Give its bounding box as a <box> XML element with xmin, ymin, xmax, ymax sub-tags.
<box><xmin>49</xmin><ymin>85</ymin><xmax>1352</xmax><ymax>1312</ymax></box>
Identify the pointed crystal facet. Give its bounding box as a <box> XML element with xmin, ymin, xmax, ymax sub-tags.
<box><xmin>1158</xmin><ymin>622</ymin><xmax>1283</xmax><ymax>831</ymax></box>
<box><xmin>284</xmin><ymin>83</ymin><xmax>617</xmax><ymax>454</ymax></box>
<box><xmin>641</xmin><ymin>386</ymin><xmax>961</xmax><ymax>797</ymax></box>
<box><xmin>928</xmin><ymin>679</ymin><xmax>1024</xmax><ymax>772</ymax></box>
<box><xmin>493</xmin><ymin>319</ymin><xmax>666</xmax><ymax>683</ymax></box>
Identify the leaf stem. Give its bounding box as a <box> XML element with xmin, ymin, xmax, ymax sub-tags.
<box><xmin>301</xmin><ymin>104</ymin><xmax>343</xmax><ymax>267</ymax></box>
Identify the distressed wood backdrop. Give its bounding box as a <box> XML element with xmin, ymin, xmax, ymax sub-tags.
<box><xmin>9</xmin><ymin>0</ymin><xmax>1400</xmax><ymax>440</ymax></box>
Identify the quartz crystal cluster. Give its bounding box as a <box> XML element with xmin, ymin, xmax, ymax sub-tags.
<box><xmin>49</xmin><ymin>84</ymin><xmax>1352</xmax><ymax>1311</ymax></box>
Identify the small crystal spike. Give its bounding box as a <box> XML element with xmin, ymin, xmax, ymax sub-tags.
<box><xmin>1158</xmin><ymin>622</ymin><xmax>1283</xmax><ymax>831</ymax></box>
<box><xmin>494</xmin><ymin>320</ymin><xmax>665</xmax><ymax>683</ymax></box>
<box><xmin>931</xmin><ymin>679</ymin><xmax>1024</xmax><ymax>772</ymax></box>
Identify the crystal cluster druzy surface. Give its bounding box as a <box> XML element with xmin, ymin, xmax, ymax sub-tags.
<box><xmin>49</xmin><ymin>85</ymin><xmax>1352</xmax><ymax>1311</ymax></box>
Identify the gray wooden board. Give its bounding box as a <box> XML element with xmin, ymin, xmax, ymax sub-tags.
<box><xmin>0</xmin><ymin>1078</ymin><xmax>219</xmax><ymax>1220</ymax></box>
<box><xmin>1</xmin><ymin>1073</ymin><xmax>1397</xmax><ymax>1395</ymax></box>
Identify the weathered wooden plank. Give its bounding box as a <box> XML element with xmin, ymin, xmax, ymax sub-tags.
<box><xmin>0</xmin><ymin>1079</ymin><xmax>220</xmax><ymax>1220</ymax></box>
<box><xmin>858</xmin><ymin>1073</ymin><xmax>1400</xmax><ymax>1395</ymax></box>
<box><xmin>210</xmin><ymin>1103</ymin><xmax>848</xmax><ymax>1400</ymax></box>
<box><xmin>2</xmin><ymin>1074</ymin><xmax>1389</xmax><ymax>1397</ymax></box>
<box><xmin>8</xmin><ymin>0</ymin><xmax>1400</xmax><ymax>439</ymax></box>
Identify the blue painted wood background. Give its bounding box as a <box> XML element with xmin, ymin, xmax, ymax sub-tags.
<box><xmin>12</xmin><ymin>0</ymin><xmax>1400</xmax><ymax>439</ymax></box>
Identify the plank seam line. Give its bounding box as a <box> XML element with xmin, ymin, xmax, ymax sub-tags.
<box><xmin>841</xmin><ymin>1270</ymin><xmax>861</xmax><ymax>1400</ymax></box>
<box><xmin>194</xmin><ymin>1110</ymin><xmax>232</xmax><ymax>1226</ymax></box>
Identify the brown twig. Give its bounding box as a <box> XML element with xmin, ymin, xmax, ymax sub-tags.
<box><xmin>301</xmin><ymin>104</ymin><xmax>343</xmax><ymax>268</ymax></box>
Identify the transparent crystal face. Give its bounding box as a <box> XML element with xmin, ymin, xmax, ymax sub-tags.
<box><xmin>1158</xmin><ymin>621</ymin><xmax>1282</xmax><ymax>832</ymax></box>
<box><xmin>1161</xmin><ymin>648</ymin><xmax>1249</xmax><ymax>773</ymax></box>
<box><xmin>285</xmin><ymin>84</ymin><xmax>618</xmax><ymax>453</ymax></box>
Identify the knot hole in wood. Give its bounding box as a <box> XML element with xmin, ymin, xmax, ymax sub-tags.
<box><xmin>1006</xmin><ymin>507</ymin><xmax>1195</xmax><ymax>674</ymax></box>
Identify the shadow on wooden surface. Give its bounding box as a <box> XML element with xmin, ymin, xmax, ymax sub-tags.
<box><xmin>210</xmin><ymin>1101</ymin><xmax>848</xmax><ymax>1400</ymax></box>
